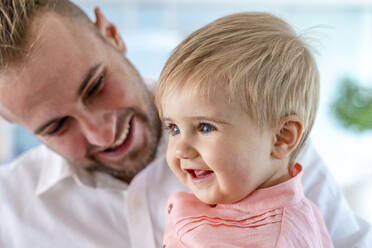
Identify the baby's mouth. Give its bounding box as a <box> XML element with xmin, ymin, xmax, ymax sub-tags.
<box><xmin>185</xmin><ymin>169</ymin><xmax>214</xmax><ymax>179</ymax></box>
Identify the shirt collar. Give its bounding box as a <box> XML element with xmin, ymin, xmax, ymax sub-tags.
<box><xmin>35</xmin><ymin>145</ymin><xmax>75</xmax><ymax>195</ymax></box>
<box><xmin>36</xmin><ymin>146</ymin><xmax>129</xmax><ymax>196</ymax></box>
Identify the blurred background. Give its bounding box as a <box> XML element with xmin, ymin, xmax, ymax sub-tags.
<box><xmin>0</xmin><ymin>0</ymin><xmax>371</xmax><ymax>224</ymax></box>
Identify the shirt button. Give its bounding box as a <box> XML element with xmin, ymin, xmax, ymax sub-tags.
<box><xmin>168</xmin><ymin>203</ymin><xmax>173</xmax><ymax>214</ymax></box>
<box><xmin>162</xmin><ymin>245</ymin><xmax>166</xmax><ymax>248</ymax></box>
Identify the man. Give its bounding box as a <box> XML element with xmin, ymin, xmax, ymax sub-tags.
<box><xmin>0</xmin><ymin>0</ymin><xmax>370</xmax><ymax>247</ymax></box>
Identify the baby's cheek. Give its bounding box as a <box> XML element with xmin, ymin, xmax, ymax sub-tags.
<box><xmin>204</xmin><ymin>142</ymin><xmax>231</xmax><ymax>162</ymax></box>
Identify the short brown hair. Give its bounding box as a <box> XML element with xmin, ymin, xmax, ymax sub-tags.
<box><xmin>156</xmin><ymin>12</ymin><xmax>320</xmax><ymax>161</ymax></box>
<box><xmin>0</xmin><ymin>0</ymin><xmax>92</xmax><ymax>70</ymax></box>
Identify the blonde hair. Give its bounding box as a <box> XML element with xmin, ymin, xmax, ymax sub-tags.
<box><xmin>0</xmin><ymin>0</ymin><xmax>93</xmax><ymax>70</ymax></box>
<box><xmin>156</xmin><ymin>12</ymin><xmax>320</xmax><ymax>160</ymax></box>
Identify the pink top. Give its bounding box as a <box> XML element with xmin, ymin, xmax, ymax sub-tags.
<box><xmin>163</xmin><ymin>165</ymin><xmax>334</xmax><ymax>247</ymax></box>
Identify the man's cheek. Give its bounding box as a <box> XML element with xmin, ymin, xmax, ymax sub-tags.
<box><xmin>47</xmin><ymin>136</ymin><xmax>87</xmax><ymax>161</ymax></box>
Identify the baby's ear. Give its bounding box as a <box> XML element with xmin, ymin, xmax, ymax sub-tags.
<box><xmin>271</xmin><ymin>116</ymin><xmax>303</xmax><ymax>160</ymax></box>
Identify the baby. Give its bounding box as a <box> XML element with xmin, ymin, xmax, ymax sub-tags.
<box><xmin>155</xmin><ymin>12</ymin><xmax>334</xmax><ymax>247</ymax></box>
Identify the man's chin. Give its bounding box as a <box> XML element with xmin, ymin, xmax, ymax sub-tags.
<box><xmin>86</xmin><ymin>141</ymin><xmax>159</xmax><ymax>183</ymax></box>
<box><xmin>86</xmin><ymin>162</ymin><xmax>142</xmax><ymax>183</ymax></box>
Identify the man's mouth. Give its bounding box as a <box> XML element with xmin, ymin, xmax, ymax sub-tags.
<box><xmin>96</xmin><ymin>115</ymin><xmax>135</xmax><ymax>160</ymax></box>
<box><xmin>185</xmin><ymin>169</ymin><xmax>214</xmax><ymax>181</ymax></box>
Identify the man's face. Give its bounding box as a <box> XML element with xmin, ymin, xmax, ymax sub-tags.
<box><xmin>0</xmin><ymin>13</ymin><xmax>160</xmax><ymax>182</ymax></box>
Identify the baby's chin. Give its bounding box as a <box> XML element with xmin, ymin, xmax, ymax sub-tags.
<box><xmin>196</xmin><ymin>190</ymin><xmax>251</xmax><ymax>205</ymax></box>
<box><xmin>193</xmin><ymin>191</ymin><xmax>223</xmax><ymax>205</ymax></box>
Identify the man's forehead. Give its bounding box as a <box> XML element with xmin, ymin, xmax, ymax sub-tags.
<box><xmin>0</xmin><ymin>68</ymin><xmax>53</xmax><ymax>124</ymax></box>
<box><xmin>25</xmin><ymin>13</ymin><xmax>101</xmax><ymax>89</ymax></box>
<box><xmin>0</xmin><ymin>12</ymin><xmax>102</xmax><ymax>124</ymax></box>
<box><xmin>28</xmin><ymin>12</ymin><xmax>88</xmax><ymax>61</ymax></box>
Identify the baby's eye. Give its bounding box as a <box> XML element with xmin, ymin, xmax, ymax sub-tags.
<box><xmin>198</xmin><ymin>123</ymin><xmax>216</xmax><ymax>133</ymax></box>
<box><xmin>166</xmin><ymin>123</ymin><xmax>180</xmax><ymax>136</ymax></box>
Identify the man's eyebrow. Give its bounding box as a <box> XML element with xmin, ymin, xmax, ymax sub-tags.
<box><xmin>34</xmin><ymin>117</ymin><xmax>59</xmax><ymax>135</ymax></box>
<box><xmin>78</xmin><ymin>62</ymin><xmax>102</xmax><ymax>96</ymax></box>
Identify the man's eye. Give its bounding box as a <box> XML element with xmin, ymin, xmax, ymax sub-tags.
<box><xmin>166</xmin><ymin>123</ymin><xmax>180</xmax><ymax>136</ymax></box>
<box><xmin>47</xmin><ymin>117</ymin><xmax>68</xmax><ymax>136</ymax></box>
<box><xmin>198</xmin><ymin>123</ymin><xmax>216</xmax><ymax>133</ymax></box>
<box><xmin>86</xmin><ymin>75</ymin><xmax>104</xmax><ymax>98</ymax></box>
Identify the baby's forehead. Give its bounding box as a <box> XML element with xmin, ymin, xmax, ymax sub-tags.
<box><xmin>162</xmin><ymin>86</ymin><xmax>248</xmax><ymax>115</ymax></box>
<box><xmin>165</xmin><ymin>76</ymin><xmax>232</xmax><ymax>97</ymax></box>
<box><xmin>157</xmin><ymin>75</ymin><xmax>254</xmax><ymax>121</ymax></box>
<box><xmin>162</xmin><ymin>85</ymin><xmax>232</xmax><ymax>107</ymax></box>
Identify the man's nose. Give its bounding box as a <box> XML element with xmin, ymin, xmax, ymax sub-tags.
<box><xmin>79</xmin><ymin>111</ymin><xmax>116</xmax><ymax>147</ymax></box>
<box><xmin>175</xmin><ymin>138</ymin><xmax>198</xmax><ymax>159</ymax></box>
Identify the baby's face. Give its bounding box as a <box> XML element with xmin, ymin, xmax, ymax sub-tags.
<box><xmin>161</xmin><ymin>86</ymin><xmax>283</xmax><ymax>204</ymax></box>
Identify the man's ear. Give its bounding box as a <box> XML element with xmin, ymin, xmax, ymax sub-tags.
<box><xmin>271</xmin><ymin>116</ymin><xmax>303</xmax><ymax>160</ymax></box>
<box><xmin>0</xmin><ymin>115</ymin><xmax>11</xmax><ymax>123</ymax></box>
<box><xmin>0</xmin><ymin>103</ymin><xmax>13</xmax><ymax>123</ymax></box>
<box><xmin>94</xmin><ymin>7</ymin><xmax>127</xmax><ymax>54</ymax></box>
